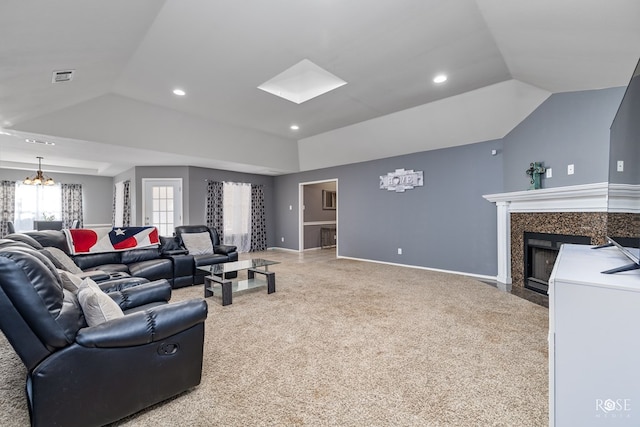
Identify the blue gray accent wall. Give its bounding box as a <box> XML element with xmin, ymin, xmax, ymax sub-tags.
<box><xmin>274</xmin><ymin>86</ymin><xmax>626</xmax><ymax>278</ymax></box>
<box><xmin>275</xmin><ymin>139</ymin><xmax>504</xmax><ymax>276</ymax></box>
<box><xmin>503</xmin><ymin>87</ymin><xmax>625</xmax><ymax>192</ymax></box>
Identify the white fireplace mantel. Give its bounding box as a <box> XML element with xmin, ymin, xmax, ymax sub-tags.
<box><xmin>482</xmin><ymin>182</ymin><xmax>640</xmax><ymax>286</ymax></box>
<box><xmin>483</xmin><ymin>182</ymin><xmax>609</xmax><ymax>213</ymax></box>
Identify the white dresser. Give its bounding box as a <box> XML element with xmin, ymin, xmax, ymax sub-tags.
<box><xmin>549</xmin><ymin>244</ymin><xmax>640</xmax><ymax>426</ymax></box>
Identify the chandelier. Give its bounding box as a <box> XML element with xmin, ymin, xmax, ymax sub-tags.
<box><xmin>24</xmin><ymin>156</ymin><xmax>55</xmax><ymax>186</ymax></box>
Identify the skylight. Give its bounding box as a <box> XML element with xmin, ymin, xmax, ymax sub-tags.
<box><xmin>258</xmin><ymin>59</ymin><xmax>347</xmax><ymax>104</ymax></box>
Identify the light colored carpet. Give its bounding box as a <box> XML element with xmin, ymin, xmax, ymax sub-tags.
<box><xmin>0</xmin><ymin>250</ymin><xmax>549</xmax><ymax>426</ymax></box>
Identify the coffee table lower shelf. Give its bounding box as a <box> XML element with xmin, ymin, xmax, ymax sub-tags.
<box><xmin>204</xmin><ymin>268</ymin><xmax>276</xmax><ymax>306</ymax></box>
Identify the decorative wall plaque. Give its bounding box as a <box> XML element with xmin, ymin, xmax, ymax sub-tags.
<box><xmin>380</xmin><ymin>168</ymin><xmax>424</xmax><ymax>192</ymax></box>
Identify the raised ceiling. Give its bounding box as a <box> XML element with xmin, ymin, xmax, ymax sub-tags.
<box><xmin>1</xmin><ymin>0</ymin><xmax>639</xmax><ymax>176</ymax></box>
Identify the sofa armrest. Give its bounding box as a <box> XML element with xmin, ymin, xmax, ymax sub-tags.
<box><xmin>75</xmin><ymin>299</ymin><xmax>208</xmax><ymax>348</ymax></box>
<box><xmin>76</xmin><ymin>270</ymin><xmax>111</xmax><ymax>282</ymax></box>
<box><xmin>214</xmin><ymin>244</ymin><xmax>237</xmax><ymax>255</ymax></box>
<box><xmin>108</xmin><ymin>280</ymin><xmax>172</xmax><ymax>310</ymax></box>
<box><xmin>95</xmin><ymin>276</ymin><xmax>149</xmax><ymax>293</ymax></box>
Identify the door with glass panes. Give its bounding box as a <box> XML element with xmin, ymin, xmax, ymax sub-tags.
<box><xmin>142</xmin><ymin>179</ymin><xmax>183</xmax><ymax>236</ymax></box>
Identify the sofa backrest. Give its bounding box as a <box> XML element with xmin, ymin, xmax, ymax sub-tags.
<box><xmin>24</xmin><ymin>230</ymin><xmax>71</xmax><ymax>252</ymax></box>
<box><xmin>72</xmin><ymin>251</ymin><xmax>122</xmax><ymax>270</ymax></box>
<box><xmin>4</xmin><ymin>233</ymin><xmax>44</xmax><ymax>249</ymax></box>
<box><xmin>8</xmin><ymin>231</ymin><xmax>164</xmax><ymax>271</ymax></box>
<box><xmin>175</xmin><ymin>225</ymin><xmax>221</xmax><ymax>247</ymax></box>
<box><xmin>120</xmin><ymin>248</ymin><xmax>161</xmax><ymax>264</ymax></box>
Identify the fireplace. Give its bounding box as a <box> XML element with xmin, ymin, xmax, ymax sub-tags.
<box><xmin>483</xmin><ymin>183</ymin><xmax>638</xmax><ymax>290</ymax></box>
<box><xmin>524</xmin><ymin>232</ymin><xmax>591</xmax><ymax>294</ymax></box>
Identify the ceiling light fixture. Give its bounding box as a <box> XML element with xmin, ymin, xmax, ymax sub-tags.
<box><xmin>173</xmin><ymin>89</ymin><xmax>186</xmax><ymax>96</ymax></box>
<box><xmin>290</xmin><ymin>124</ymin><xmax>300</xmax><ymax>131</ymax></box>
<box><xmin>25</xmin><ymin>138</ymin><xmax>55</xmax><ymax>146</ymax></box>
<box><xmin>433</xmin><ymin>74</ymin><xmax>447</xmax><ymax>84</ymax></box>
<box><xmin>23</xmin><ymin>156</ymin><xmax>55</xmax><ymax>186</ymax></box>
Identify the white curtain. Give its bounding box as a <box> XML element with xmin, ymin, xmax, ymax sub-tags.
<box><xmin>223</xmin><ymin>182</ymin><xmax>251</xmax><ymax>252</ymax></box>
<box><xmin>114</xmin><ymin>181</ymin><xmax>125</xmax><ymax>227</ymax></box>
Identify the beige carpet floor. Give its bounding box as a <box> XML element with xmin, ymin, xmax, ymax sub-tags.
<box><xmin>0</xmin><ymin>250</ymin><xmax>549</xmax><ymax>426</ymax></box>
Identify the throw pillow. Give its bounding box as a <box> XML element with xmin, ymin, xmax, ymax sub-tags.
<box><xmin>77</xmin><ymin>278</ymin><xmax>124</xmax><ymax>326</ymax></box>
<box><xmin>181</xmin><ymin>232</ymin><xmax>214</xmax><ymax>255</ymax></box>
<box><xmin>58</xmin><ymin>269</ymin><xmax>83</xmax><ymax>293</ymax></box>
<box><xmin>45</xmin><ymin>246</ymin><xmax>83</xmax><ymax>274</ymax></box>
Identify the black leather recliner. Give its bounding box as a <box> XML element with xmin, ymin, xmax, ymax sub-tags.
<box><xmin>0</xmin><ymin>246</ymin><xmax>208</xmax><ymax>427</ymax></box>
<box><xmin>174</xmin><ymin>225</ymin><xmax>239</xmax><ymax>283</ymax></box>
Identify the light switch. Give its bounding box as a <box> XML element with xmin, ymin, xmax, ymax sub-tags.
<box><xmin>546</xmin><ymin>168</ymin><xmax>552</xmax><ymax>178</ymax></box>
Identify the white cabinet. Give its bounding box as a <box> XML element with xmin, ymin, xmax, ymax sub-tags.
<box><xmin>549</xmin><ymin>244</ymin><xmax>640</xmax><ymax>426</ymax></box>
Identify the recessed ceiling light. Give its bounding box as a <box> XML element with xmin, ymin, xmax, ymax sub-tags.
<box><xmin>433</xmin><ymin>74</ymin><xmax>447</xmax><ymax>84</ymax></box>
<box><xmin>173</xmin><ymin>89</ymin><xmax>186</xmax><ymax>96</ymax></box>
<box><xmin>290</xmin><ymin>125</ymin><xmax>300</xmax><ymax>131</ymax></box>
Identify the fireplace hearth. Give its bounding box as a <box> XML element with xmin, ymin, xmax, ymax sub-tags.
<box><xmin>524</xmin><ymin>232</ymin><xmax>591</xmax><ymax>294</ymax></box>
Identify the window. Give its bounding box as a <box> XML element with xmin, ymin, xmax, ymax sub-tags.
<box><xmin>114</xmin><ymin>181</ymin><xmax>125</xmax><ymax>227</ymax></box>
<box><xmin>14</xmin><ymin>182</ymin><xmax>62</xmax><ymax>232</ymax></box>
<box><xmin>223</xmin><ymin>182</ymin><xmax>251</xmax><ymax>252</ymax></box>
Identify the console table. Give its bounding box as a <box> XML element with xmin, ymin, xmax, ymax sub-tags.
<box><xmin>549</xmin><ymin>244</ymin><xmax>640</xmax><ymax>426</ymax></box>
<box><xmin>320</xmin><ymin>226</ymin><xmax>336</xmax><ymax>248</ymax></box>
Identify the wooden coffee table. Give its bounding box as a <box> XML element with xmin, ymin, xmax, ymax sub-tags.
<box><xmin>197</xmin><ymin>258</ymin><xmax>279</xmax><ymax>306</ymax></box>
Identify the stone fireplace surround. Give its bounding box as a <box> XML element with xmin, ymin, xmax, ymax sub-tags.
<box><xmin>484</xmin><ymin>182</ymin><xmax>639</xmax><ymax>288</ymax></box>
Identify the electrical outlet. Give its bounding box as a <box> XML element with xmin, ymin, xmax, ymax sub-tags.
<box><xmin>546</xmin><ymin>168</ymin><xmax>552</xmax><ymax>178</ymax></box>
<box><xmin>397</xmin><ymin>248</ymin><xmax>402</xmax><ymax>255</ymax></box>
<box><xmin>567</xmin><ymin>164</ymin><xmax>574</xmax><ymax>175</ymax></box>
<box><xmin>281</xmin><ymin>237</ymin><xmax>285</xmax><ymax>242</ymax></box>
<box><xmin>617</xmin><ymin>160</ymin><xmax>624</xmax><ymax>172</ymax></box>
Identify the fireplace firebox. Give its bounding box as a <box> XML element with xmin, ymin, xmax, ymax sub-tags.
<box><xmin>524</xmin><ymin>232</ymin><xmax>591</xmax><ymax>294</ymax></box>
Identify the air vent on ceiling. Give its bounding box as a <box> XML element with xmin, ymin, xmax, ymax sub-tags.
<box><xmin>52</xmin><ymin>69</ymin><xmax>75</xmax><ymax>83</ymax></box>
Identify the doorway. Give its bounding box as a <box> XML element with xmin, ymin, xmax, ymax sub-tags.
<box><xmin>299</xmin><ymin>179</ymin><xmax>338</xmax><ymax>255</ymax></box>
<box><xmin>142</xmin><ymin>178</ymin><xmax>183</xmax><ymax>236</ymax></box>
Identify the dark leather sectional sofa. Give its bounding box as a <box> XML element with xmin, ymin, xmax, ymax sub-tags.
<box><xmin>5</xmin><ymin>226</ymin><xmax>238</xmax><ymax>288</ymax></box>
<box><xmin>0</xmin><ymin>240</ymin><xmax>208</xmax><ymax>427</ymax></box>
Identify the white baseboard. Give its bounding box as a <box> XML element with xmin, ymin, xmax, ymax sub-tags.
<box><xmin>337</xmin><ymin>255</ymin><xmax>497</xmax><ymax>282</ymax></box>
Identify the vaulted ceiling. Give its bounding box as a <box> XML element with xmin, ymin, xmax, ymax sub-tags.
<box><xmin>1</xmin><ymin>0</ymin><xmax>639</xmax><ymax>176</ymax></box>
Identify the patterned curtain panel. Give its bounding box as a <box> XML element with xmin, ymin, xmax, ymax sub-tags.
<box><xmin>61</xmin><ymin>183</ymin><xmax>83</xmax><ymax>228</ymax></box>
<box><xmin>112</xmin><ymin>184</ymin><xmax>116</xmax><ymax>226</ymax></box>
<box><xmin>122</xmin><ymin>180</ymin><xmax>131</xmax><ymax>227</ymax></box>
<box><xmin>250</xmin><ymin>184</ymin><xmax>267</xmax><ymax>252</ymax></box>
<box><xmin>0</xmin><ymin>180</ymin><xmax>16</xmax><ymax>237</ymax></box>
<box><xmin>205</xmin><ymin>181</ymin><xmax>224</xmax><ymax>240</ymax></box>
